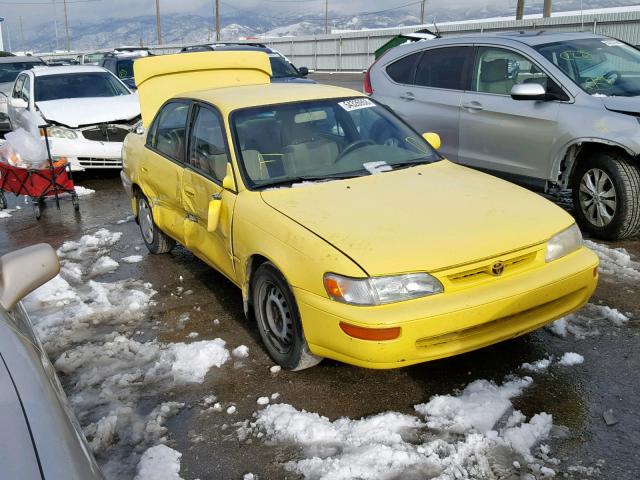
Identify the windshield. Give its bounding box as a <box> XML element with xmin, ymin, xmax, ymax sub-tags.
<box><xmin>269</xmin><ymin>55</ymin><xmax>299</xmax><ymax>78</ymax></box>
<box><xmin>0</xmin><ymin>61</ymin><xmax>43</xmax><ymax>83</ymax></box>
<box><xmin>35</xmin><ymin>72</ymin><xmax>130</xmax><ymax>101</ymax></box>
<box><xmin>116</xmin><ymin>59</ymin><xmax>134</xmax><ymax>79</ymax></box>
<box><xmin>233</xmin><ymin>97</ymin><xmax>440</xmax><ymax>189</ymax></box>
<box><xmin>535</xmin><ymin>38</ymin><xmax>640</xmax><ymax>96</ymax></box>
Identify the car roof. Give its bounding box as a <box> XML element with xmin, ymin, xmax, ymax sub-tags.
<box><xmin>426</xmin><ymin>30</ymin><xmax>607</xmax><ymax>47</ymax></box>
<box><xmin>31</xmin><ymin>65</ymin><xmax>108</xmax><ymax>76</ymax></box>
<box><xmin>186</xmin><ymin>44</ymin><xmax>273</xmax><ymax>53</ymax></box>
<box><xmin>0</xmin><ymin>56</ymin><xmax>44</xmax><ymax>64</ymax></box>
<box><xmin>180</xmin><ymin>83</ymin><xmax>362</xmax><ymax>114</ymax></box>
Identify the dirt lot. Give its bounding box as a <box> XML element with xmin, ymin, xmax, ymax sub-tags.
<box><xmin>0</xmin><ymin>73</ymin><xmax>638</xmax><ymax>479</ymax></box>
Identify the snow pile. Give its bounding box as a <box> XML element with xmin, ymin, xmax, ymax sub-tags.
<box><xmin>232</xmin><ymin>345</ymin><xmax>249</xmax><ymax>358</ymax></box>
<box><xmin>135</xmin><ymin>445</ymin><xmax>183</xmax><ymax>480</ymax></box>
<box><xmin>558</xmin><ymin>352</ymin><xmax>584</xmax><ymax>366</ymax></box>
<box><xmin>90</xmin><ymin>255</ymin><xmax>119</xmax><ymax>276</ymax></box>
<box><xmin>586</xmin><ymin>240</ymin><xmax>640</xmax><ymax>281</ymax></box>
<box><xmin>74</xmin><ymin>185</ymin><xmax>96</xmax><ymax>197</ymax></box>
<box><xmin>122</xmin><ymin>255</ymin><xmax>144</xmax><ymax>263</ymax></box>
<box><xmin>165</xmin><ymin>339</ymin><xmax>230</xmax><ymax>383</ymax></box>
<box><xmin>247</xmin><ymin>376</ymin><xmax>555</xmax><ymax>479</ymax></box>
<box><xmin>521</xmin><ymin>357</ymin><xmax>552</xmax><ymax>372</ymax></box>
<box><xmin>548</xmin><ymin>303</ymin><xmax>629</xmax><ymax>339</ymax></box>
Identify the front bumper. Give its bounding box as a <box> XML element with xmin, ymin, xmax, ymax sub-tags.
<box><xmin>47</xmin><ymin>137</ymin><xmax>123</xmax><ymax>171</ymax></box>
<box><xmin>296</xmin><ymin>246</ymin><xmax>598</xmax><ymax>369</ymax></box>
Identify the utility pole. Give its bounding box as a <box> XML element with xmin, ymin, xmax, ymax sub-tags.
<box><xmin>516</xmin><ymin>0</ymin><xmax>525</xmax><ymax>20</ymax></box>
<box><xmin>325</xmin><ymin>0</ymin><xmax>329</xmax><ymax>34</ymax></box>
<box><xmin>52</xmin><ymin>0</ymin><xmax>59</xmax><ymax>51</ymax></box>
<box><xmin>19</xmin><ymin>16</ymin><xmax>24</xmax><ymax>52</ymax></box>
<box><xmin>420</xmin><ymin>0</ymin><xmax>427</xmax><ymax>24</ymax></box>
<box><xmin>155</xmin><ymin>0</ymin><xmax>162</xmax><ymax>45</ymax></box>
<box><xmin>543</xmin><ymin>0</ymin><xmax>552</xmax><ymax>18</ymax></box>
<box><xmin>215</xmin><ymin>0</ymin><xmax>220</xmax><ymax>41</ymax></box>
<box><xmin>63</xmin><ymin>0</ymin><xmax>70</xmax><ymax>51</ymax></box>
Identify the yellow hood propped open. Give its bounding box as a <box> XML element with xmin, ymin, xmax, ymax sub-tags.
<box><xmin>134</xmin><ymin>51</ymin><xmax>272</xmax><ymax>127</ymax></box>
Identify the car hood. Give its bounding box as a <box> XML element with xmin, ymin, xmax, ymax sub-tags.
<box><xmin>602</xmin><ymin>96</ymin><xmax>640</xmax><ymax>114</ymax></box>
<box><xmin>36</xmin><ymin>94</ymin><xmax>140</xmax><ymax>128</ymax></box>
<box><xmin>260</xmin><ymin>160</ymin><xmax>574</xmax><ymax>275</ymax></box>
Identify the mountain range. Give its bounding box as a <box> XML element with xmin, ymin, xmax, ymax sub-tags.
<box><xmin>15</xmin><ymin>0</ymin><xmax>640</xmax><ymax>53</ymax></box>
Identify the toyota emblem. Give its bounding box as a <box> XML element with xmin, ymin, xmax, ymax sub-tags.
<box><xmin>491</xmin><ymin>262</ymin><xmax>505</xmax><ymax>276</ymax></box>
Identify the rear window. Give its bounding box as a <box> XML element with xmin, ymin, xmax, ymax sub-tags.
<box><xmin>386</xmin><ymin>52</ymin><xmax>420</xmax><ymax>84</ymax></box>
<box><xmin>0</xmin><ymin>61</ymin><xmax>43</xmax><ymax>83</ymax></box>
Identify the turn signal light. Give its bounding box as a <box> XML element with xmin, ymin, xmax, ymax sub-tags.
<box><xmin>339</xmin><ymin>322</ymin><xmax>401</xmax><ymax>341</ymax></box>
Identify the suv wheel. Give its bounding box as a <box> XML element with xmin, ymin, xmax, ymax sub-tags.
<box><xmin>137</xmin><ymin>194</ymin><xmax>176</xmax><ymax>254</ymax></box>
<box><xmin>251</xmin><ymin>262</ymin><xmax>322</xmax><ymax>371</ymax></box>
<box><xmin>572</xmin><ymin>151</ymin><xmax>640</xmax><ymax>240</ymax></box>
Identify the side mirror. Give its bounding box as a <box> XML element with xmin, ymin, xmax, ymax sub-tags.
<box><xmin>510</xmin><ymin>83</ymin><xmax>547</xmax><ymax>101</ymax></box>
<box><xmin>11</xmin><ymin>97</ymin><xmax>28</xmax><ymax>109</ymax></box>
<box><xmin>298</xmin><ymin>66</ymin><xmax>309</xmax><ymax>77</ymax></box>
<box><xmin>0</xmin><ymin>244</ymin><xmax>59</xmax><ymax>310</ymax></box>
<box><xmin>207</xmin><ymin>193</ymin><xmax>222</xmax><ymax>232</ymax></box>
<box><xmin>422</xmin><ymin>132</ymin><xmax>441</xmax><ymax>151</ymax></box>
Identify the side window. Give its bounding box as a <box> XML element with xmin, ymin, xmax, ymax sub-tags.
<box><xmin>152</xmin><ymin>102</ymin><xmax>190</xmax><ymax>162</ymax></box>
<box><xmin>474</xmin><ymin>47</ymin><xmax>551</xmax><ymax>95</ymax></box>
<box><xmin>188</xmin><ymin>106</ymin><xmax>228</xmax><ymax>182</ymax></box>
<box><xmin>13</xmin><ymin>75</ymin><xmax>25</xmax><ymax>99</ymax></box>
<box><xmin>21</xmin><ymin>76</ymin><xmax>31</xmax><ymax>103</ymax></box>
<box><xmin>386</xmin><ymin>52</ymin><xmax>421</xmax><ymax>85</ymax></box>
<box><xmin>415</xmin><ymin>46</ymin><xmax>473</xmax><ymax>90</ymax></box>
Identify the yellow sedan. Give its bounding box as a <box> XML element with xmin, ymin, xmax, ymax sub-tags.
<box><xmin>121</xmin><ymin>51</ymin><xmax>598</xmax><ymax>370</ymax></box>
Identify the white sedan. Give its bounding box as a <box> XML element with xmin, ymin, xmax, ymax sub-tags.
<box><xmin>7</xmin><ymin>65</ymin><xmax>140</xmax><ymax>171</ymax></box>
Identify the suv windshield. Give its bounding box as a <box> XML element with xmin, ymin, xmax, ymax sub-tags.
<box><xmin>269</xmin><ymin>55</ymin><xmax>299</xmax><ymax>78</ymax></box>
<box><xmin>35</xmin><ymin>72</ymin><xmax>130</xmax><ymax>101</ymax></box>
<box><xmin>233</xmin><ymin>97</ymin><xmax>440</xmax><ymax>189</ymax></box>
<box><xmin>0</xmin><ymin>61</ymin><xmax>43</xmax><ymax>83</ymax></box>
<box><xmin>115</xmin><ymin>59</ymin><xmax>134</xmax><ymax>79</ymax></box>
<box><xmin>535</xmin><ymin>38</ymin><xmax>640</xmax><ymax>96</ymax></box>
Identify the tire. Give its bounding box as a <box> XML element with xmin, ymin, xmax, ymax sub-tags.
<box><xmin>33</xmin><ymin>201</ymin><xmax>41</xmax><ymax>220</ymax></box>
<box><xmin>0</xmin><ymin>192</ymin><xmax>7</xmax><ymax>210</ymax></box>
<box><xmin>251</xmin><ymin>262</ymin><xmax>322</xmax><ymax>371</ymax></box>
<box><xmin>136</xmin><ymin>194</ymin><xmax>175</xmax><ymax>254</ymax></box>
<box><xmin>571</xmin><ymin>151</ymin><xmax>640</xmax><ymax>240</ymax></box>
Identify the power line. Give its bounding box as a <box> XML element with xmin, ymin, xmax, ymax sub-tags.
<box><xmin>0</xmin><ymin>0</ymin><xmax>101</xmax><ymax>4</ymax></box>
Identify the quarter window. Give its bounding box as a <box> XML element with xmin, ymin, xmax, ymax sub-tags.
<box><xmin>151</xmin><ymin>102</ymin><xmax>190</xmax><ymax>162</ymax></box>
<box><xmin>188</xmin><ymin>106</ymin><xmax>228</xmax><ymax>182</ymax></box>
<box><xmin>415</xmin><ymin>46</ymin><xmax>473</xmax><ymax>90</ymax></box>
<box><xmin>386</xmin><ymin>52</ymin><xmax>421</xmax><ymax>84</ymax></box>
<box><xmin>473</xmin><ymin>47</ymin><xmax>551</xmax><ymax>95</ymax></box>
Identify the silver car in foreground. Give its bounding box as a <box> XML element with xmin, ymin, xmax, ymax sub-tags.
<box><xmin>0</xmin><ymin>244</ymin><xmax>103</xmax><ymax>479</ymax></box>
<box><xmin>368</xmin><ymin>31</ymin><xmax>640</xmax><ymax>240</ymax></box>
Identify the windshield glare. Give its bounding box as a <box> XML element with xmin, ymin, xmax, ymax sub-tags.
<box><xmin>269</xmin><ymin>55</ymin><xmax>299</xmax><ymax>78</ymax></box>
<box><xmin>35</xmin><ymin>72</ymin><xmax>130</xmax><ymax>101</ymax></box>
<box><xmin>0</xmin><ymin>62</ymin><xmax>43</xmax><ymax>83</ymax></box>
<box><xmin>535</xmin><ymin>38</ymin><xmax>640</xmax><ymax>96</ymax></box>
<box><xmin>233</xmin><ymin>98</ymin><xmax>439</xmax><ymax>189</ymax></box>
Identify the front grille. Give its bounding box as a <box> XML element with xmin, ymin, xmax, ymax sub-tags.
<box><xmin>447</xmin><ymin>251</ymin><xmax>537</xmax><ymax>285</ymax></box>
<box><xmin>81</xmin><ymin>125</ymin><xmax>131</xmax><ymax>143</ymax></box>
<box><xmin>78</xmin><ymin>157</ymin><xmax>122</xmax><ymax>168</ymax></box>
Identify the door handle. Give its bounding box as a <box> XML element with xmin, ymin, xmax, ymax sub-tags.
<box><xmin>462</xmin><ymin>101</ymin><xmax>483</xmax><ymax>112</ymax></box>
<box><xmin>184</xmin><ymin>188</ymin><xmax>196</xmax><ymax>197</ymax></box>
<box><xmin>399</xmin><ymin>91</ymin><xmax>415</xmax><ymax>101</ymax></box>
<box><xmin>141</xmin><ymin>166</ymin><xmax>149</xmax><ymax>173</ymax></box>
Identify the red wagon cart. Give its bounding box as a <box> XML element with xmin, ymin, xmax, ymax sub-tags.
<box><xmin>0</xmin><ymin>127</ymin><xmax>79</xmax><ymax>219</ymax></box>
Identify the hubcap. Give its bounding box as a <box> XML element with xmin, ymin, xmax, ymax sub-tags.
<box><xmin>259</xmin><ymin>282</ymin><xmax>293</xmax><ymax>354</ymax></box>
<box><xmin>138</xmin><ymin>199</ymin><xmax>154</xmax><ymax>244</ymax></box>
<box><xmin>579</xmin><ymin>168</ymin><xmax>617</xmax><ymax>227</ymax></box>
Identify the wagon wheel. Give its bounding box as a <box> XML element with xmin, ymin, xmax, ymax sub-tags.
<box><xmin>0</xmin><ymin>192</ymin><xmax>6</xmax><ymax>210</ymax></box>
<box><xmin>33</xmin><ymin>200</ymin><xmax>41</xmax><ymax>220</ymax></box>
<box><xmin>71</xmin><ymin>192</ymin><xmax>80</xmax><ymax>212</ymax></box>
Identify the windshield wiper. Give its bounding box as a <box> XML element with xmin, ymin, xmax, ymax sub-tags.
<box><xmin>257</xmin><ymin>172</ymin><xmax>364</xmax><ymax>189</ymax></box>
<box><xmin>388</xmin><ymin>157</ymin><xmax>437</xmax><ymax>170</ymax></box>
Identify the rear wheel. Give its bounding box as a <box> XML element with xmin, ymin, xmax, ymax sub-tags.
<box><xmin>137</xmin><ymin>194</ymin><xmax>175</xmax><ymax>254</ymax></box>
<box><xmin>572</xmin><ymin>151</ymin><xmax>640</xmax><ymax>240</ymax></box>
<box><xmin>252</xmin><ymin>262</ymin><xmax>322</xmax><ymax>371</ymax></box>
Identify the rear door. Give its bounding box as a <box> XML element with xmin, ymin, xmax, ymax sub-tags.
<box><xmin>181</xmin><ymin>103</ymin><xmax>237</xmax><ymax>281</ymax></box>
<box><xmin>458</xmin><ymin>45</ymin><xmax>564</xmax><ymax>180</ymax></box>
<box><xmin>142</xmin><ymin>100</ymin><xmax>191</xmax><ymax>244</ymax></box>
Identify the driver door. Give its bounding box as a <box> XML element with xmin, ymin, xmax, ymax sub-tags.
<box><xmin>181</xmin><ymin>104</ymin><xmax>237</xmax><ymax>281</ymax></box>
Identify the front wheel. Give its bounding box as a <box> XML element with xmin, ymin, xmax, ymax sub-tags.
<box><xmin>572</xmin><ymin>151</ymin><xmax>640</xmax><ymax>240</ymax></box>
<box><xmin>137</xmin><ymin>194</ymin><xmax>175</xmax><ymax>254</ymax></box>
<box><xmin>252</xmin><ymin>262</ymin><xmax>322</xmax><ymax>371</ymax></box>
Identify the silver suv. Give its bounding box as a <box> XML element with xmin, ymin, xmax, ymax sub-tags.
<box><xmin>368</xmin><ymin>31</ymin><xmax>640</xmax><ymax>240</ymax></box>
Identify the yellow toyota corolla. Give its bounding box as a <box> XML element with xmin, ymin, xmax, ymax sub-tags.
<box><xmin>121</xmin><ymin>51</ymin><xmax>599</xmax><ymax>370</ymax></box>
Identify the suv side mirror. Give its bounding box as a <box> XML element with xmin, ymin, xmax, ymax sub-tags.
<box><xmin>0</xmin><ymin>244</ymin><xmax>59</xmax><ymax>310</ymax></box>
<box><xmin>510</xmin><ymin>83</ymin><xmax>547</xmax><ymax>101</ymax></box>
<box><xmin>298</xmin><ymin>67</ymin><xmax>309</xmax><ymax>77</ymax></box>
<box><xmin>11</xmin><ymin>97</ymin><xmax>28</xmax><ymax>109</ymax></box>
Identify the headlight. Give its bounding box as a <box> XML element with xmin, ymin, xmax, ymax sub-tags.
<box><xmin>324</xmin><ymin>272</ymin><xmax>443</xmax><ymax>306</ymax></box>
<box><xmin>44</xmin><ymin>125</ymin><xmax>78</xmax><ymax>139</ymax></box>
<box><xmin>545</xmin><ymin>223</ymin><xmax>582</xmax><ymax>262</ymax></box>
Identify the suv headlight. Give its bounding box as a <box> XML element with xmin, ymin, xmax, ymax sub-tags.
<box><xmin>324</xmin><ymin>272</ymin><xmax>443</xmax><ymax>306</ymax></box>
<box><xmin>545</xmin><ymin>223</ymin><xmax>582</xmax><ymax>262</ymax></box>
<box><xmin>44</xmin><ymin>125</ymin><xmax>78</xmax><ymax>139</ymax></box>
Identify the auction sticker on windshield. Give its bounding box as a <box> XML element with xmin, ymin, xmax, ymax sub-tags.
<box><xmin>339</xmin><ymin>98</ymin><xmax>376</xmax><ymax>111</ymax></box>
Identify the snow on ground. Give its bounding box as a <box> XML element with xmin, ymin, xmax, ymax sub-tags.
<box><xmin>243</xmin><ymin>375</ymin><xmax>557</xmax><ymax>479</ymax></box>
<box><xmin>74</xmin><ymin>185</ymin><xmax>96</xmax><ymax>196</ymax></box>
<box><xmin>586</xmin><ymin>240</ymin><xmax>640</xmax><ymax>281</ymax></box>
<box><xmin>232</xmin><ymin>344</ymin><xmax>250</xmax><ymax>358</ymax></box>
<box><xmin>558</xmin><ymin>352</ymin><xmax>585</xmax><ymax>366</ymax></box>
<box><xmin>135</xmin><ymin>444</ymin><xmax>184</xmax><ymax>480</ymax></box>
<box><xmin>548</xmin><ymin>303</ymin><xmax>630</xmax><ymax>339</ymax></box>
<box><xmin>122</xmin><ymin>254</ymin><xmax>144</xmax><ymax>263</ymax></box>
<box><xmin>23</xmin><ymin>228</ymin><xmax>230</xmax><ymax>478</ymax></box>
